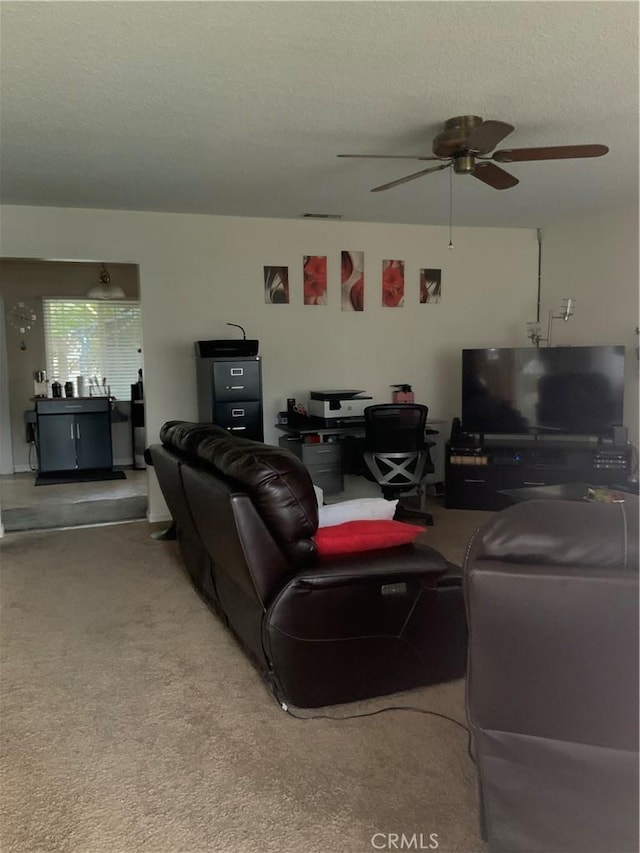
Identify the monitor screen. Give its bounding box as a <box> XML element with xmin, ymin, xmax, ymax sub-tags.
<box><xmin>461</xmin><ymin>346</ymin><xmax>625</xmax><ymax>437</ymax></box>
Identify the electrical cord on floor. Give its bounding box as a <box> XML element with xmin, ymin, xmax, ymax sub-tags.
<box><xmin>278</xmin><ymin>697</ymin><xmax>467</xmax><ymax>732</ymax></box>
<box><xmin>278</xmin><ymin>699</ymin><xmax>477</xmax><ymax>765</ymax></box>
<box><xmin>267</xmin><ymin>675</ymin><xmax>477</xmax><ymax>764</ymax></box>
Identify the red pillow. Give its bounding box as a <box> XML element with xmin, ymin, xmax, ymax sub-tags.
<box><xmin>314</xmin><ymin>519</ymin><xmax>423</xmax><ymax>557</ymax></box>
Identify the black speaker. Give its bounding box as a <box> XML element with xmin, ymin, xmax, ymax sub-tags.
<box><xmin>131</xmin><ymin>399</ymin><xmax>145</xmax><ymax>428</ymax></box>
<box><xmin>450</xmin><ymin>417</ymin><xmax>463</xmax><ymax>441</ymax></box>
<box><xmin>613</xmin><ymin>425</ymin><xmax>628</xmax><ymax>445</ymax></box>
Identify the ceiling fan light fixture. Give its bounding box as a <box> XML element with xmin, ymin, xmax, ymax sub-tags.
<box><xmin>87</xmin><ymin>263</ymin><xmax>125</xmax><ymax>300</ymax></box>
<box><xmin>453</xmin><ymin>154</ymin><xmax>476</xmax><ymax>174</ymax></box>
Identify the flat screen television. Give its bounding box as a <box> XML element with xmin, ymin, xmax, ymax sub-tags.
<box><xmin>461</xmin><ymin>346</ymin><xmax>625</xmax><ymax>437</ymax></box>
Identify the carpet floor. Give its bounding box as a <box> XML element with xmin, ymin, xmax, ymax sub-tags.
<box><xmin>0</xmin><ymin>512</ymin><xmax>491</xmax><ymax>853</ymax></box>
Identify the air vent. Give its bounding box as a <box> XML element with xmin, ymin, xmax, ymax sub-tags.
<box><xmin>301</xmin><ymin>213</ymin><xmax>343</xmax><ymax>220</ymax></box>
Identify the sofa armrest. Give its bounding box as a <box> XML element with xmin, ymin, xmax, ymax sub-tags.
<box><xmin>465</xmin><ymin>499</ymin><xmax>639</xmax><ymax>748</ymax></box>
<box><xmin>294</xmin><ymin>542</ymin><xmax>447</xmax><ymax>589</ymax></box>
<box><xmin>265</xmin><ymin>540</ymin><xmax>465</xmax><ymax>707</ymax></box>
<box><xmin>464</xmin><ymin>498</ymin><xmax>638</xmax><ymax>572</ymax></box>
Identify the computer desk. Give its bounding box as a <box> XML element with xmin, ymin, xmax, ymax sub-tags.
<box><xmin>276</xmin><ymin>414</ymin><xmax>364</xmax><ymax>437</ymax></box>
<box><xmin>275</xmin><ymin>416</ymin><xmax>364</xmax><ymax>494</ymax></box>
<box><xmin>275</xmin><ymin>415</ymin><xmax>445</xmax><ymax>495</ymax></box>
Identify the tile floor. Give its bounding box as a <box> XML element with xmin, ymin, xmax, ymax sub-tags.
<box><xmin>0</xmin><ymin>468</ymin><xmax>148</xmax><ymax>532</ymax></box>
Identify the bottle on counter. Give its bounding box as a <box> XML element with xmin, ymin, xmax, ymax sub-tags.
<box><xmin>64</xmin><ymin>381</ymin><xmax>74</xmax><ymax>398</ymax></box>
<box><xmin>51</xmin><ymin>381</ymin><xmax>62</xmax><ymax>398</ymax></box>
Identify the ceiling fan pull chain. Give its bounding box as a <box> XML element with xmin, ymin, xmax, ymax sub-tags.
<box><xmin>448</xmin><ymin>166</ymin><xmax>453</xmax><ymax>249</ymax></box>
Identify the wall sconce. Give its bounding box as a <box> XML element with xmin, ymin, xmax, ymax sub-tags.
<box><xmin>527</xmin><ymin>298</ymin><xmax>575</xmax><ymax>347</ymax></box>
<box><xmin>86</xmin><ymin>263</ymin><xmax>125</xmax><ymax>300</ymax></box>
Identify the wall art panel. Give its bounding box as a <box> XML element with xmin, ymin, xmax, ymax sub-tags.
<box><xmin>341</xmin><ymin>250</ymin><xmax>364</xmax><ymax>312</ymax></box>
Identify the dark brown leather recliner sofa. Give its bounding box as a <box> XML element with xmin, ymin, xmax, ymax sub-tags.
<box><xmin>464</xmin><ymin>498</ymin><xmax>639</xmax><ymax>853</ymax></box>
<box><xmin>146</xmin><ymin>421</ymin><xmax>467</xmax><ymax>708</ymax></box>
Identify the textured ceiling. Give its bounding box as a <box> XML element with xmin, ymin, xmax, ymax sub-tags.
<box><xmin>1</xmin><ymin>1</ymin><xmax>638</xmax><ymax>228</ymax></box>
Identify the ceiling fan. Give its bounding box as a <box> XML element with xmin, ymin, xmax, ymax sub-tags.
<box><xmin>337</xmin><ymin>115</ymin><xmax>609</xmax><ymax>192</ymax></box>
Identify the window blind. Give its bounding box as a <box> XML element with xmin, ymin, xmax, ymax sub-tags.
<box><xmin>43</xmin><ymin>300</ymin><xmax>142</xmax><ymax>400</ymax></box>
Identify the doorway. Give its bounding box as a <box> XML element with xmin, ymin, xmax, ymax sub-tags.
<box><xmin>0</xmin><ymin>259</ymin><xmax>148</xmax><ymax>532</ymax></box>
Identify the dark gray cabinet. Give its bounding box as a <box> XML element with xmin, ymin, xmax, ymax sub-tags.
<box><xmin>278</xmin><ymin>436</ymin><xmax>343</xmax><ymax>494</ymax></box>
<box><xmin>196</xmin><ymin>356</ymin><xmax>263</xmax><ymax>441</ymax></box>
<box><xmin>38</xmin><ymin>414</ymin><xmax>77</xmax><ymax>471</ymax></box>
<box><xmin>36</xmin><ymin>398</ymin><xmax>113</xmax><ymax>473</ymax></box>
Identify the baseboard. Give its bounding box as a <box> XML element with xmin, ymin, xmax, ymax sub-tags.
<box><xmin>14</xmin><ymin>464</ymin><xmax>34</xmax><ymax>473</ymax></box>
<box><xmin>147</xmin><ymin>511</ymin><xmax>172</xmax><ymax>524</ymax></box>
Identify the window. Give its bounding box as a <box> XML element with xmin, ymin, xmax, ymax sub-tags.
<box><xmin>43</xmin><ymin>300</ymin><xmax>142</xmax><ymax>400</ymax></box>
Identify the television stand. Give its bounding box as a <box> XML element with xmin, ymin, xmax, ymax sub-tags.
<box><xmin>445</xmin><ymin>436</ymin><xmax>632</xmax><ymax>511</ymax></box>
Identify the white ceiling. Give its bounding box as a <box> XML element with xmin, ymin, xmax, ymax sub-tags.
<box><xmin>1</xmin><ymin>1</ymin><xmax>638</xmax><ymax>228</ymax></box>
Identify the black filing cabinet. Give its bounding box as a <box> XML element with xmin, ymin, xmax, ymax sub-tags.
<box><xmin>36</xmin><ymin>398</ymin><xmax>113</xmax><ymax>473</ymax></box>
<box><xmin>196</xmin><ymin>356</ymin><xmax>263</xmax><ymax>441</ymax></box>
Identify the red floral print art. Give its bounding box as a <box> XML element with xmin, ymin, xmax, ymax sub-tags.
<box><xmin>382</xmin><ymin>260</ymin><xmax>405</xmax><ymax>307</ymax></box>
<box><xmin>303</xmin><ymin>255</ymin><xmax>327</xmax><ymax>305</ymax></box>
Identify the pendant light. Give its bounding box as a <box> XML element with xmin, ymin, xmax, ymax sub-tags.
<box><xmin>87</xmin><ymin>263</ymin><xmax>125</xmax><ymax>300</ymax></box>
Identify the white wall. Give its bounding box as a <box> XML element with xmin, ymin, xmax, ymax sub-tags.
<box><xmin>0</xmin><ymin>205</ymin><xmax>540</xmax><ymax>520</ymax></box>
<box><xmin>0</xmin><ymin>297</ymin><xmax>13</xmax><ymax>475</ymax></box>
<box><xmin>541</xmin><ymin>206</ymin><xmax>639</xmax><ymax>448</ymax></box>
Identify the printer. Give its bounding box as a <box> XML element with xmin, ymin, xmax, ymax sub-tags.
<box><xmin>308</xmin><ymin>390</ymin><xmax>373</xmax><ymax>420</ymax></box>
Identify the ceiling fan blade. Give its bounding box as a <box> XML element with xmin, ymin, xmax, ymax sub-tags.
<box><xmin>370</xmin><ymin>162</ymin><xmax>451</xmax><ymax>193</ymax></box>
<box><xmin>338</xmin><ymin>154</ymin><xmax>441</xmax><ymax>161</ymax></box>
<box><xmin>472</xmin><ymin>162</ymin><xmax>519</xmax><ymax>190</ymax></box>
<box><xmin>492</xmin><ymin>144</ymin><xmax>609</xmax><ymax>163</ymax></box>
<box><xmin>466</xmin><ymin>120</ymin><xmax>515</xmax><ymax>154</ymax></box>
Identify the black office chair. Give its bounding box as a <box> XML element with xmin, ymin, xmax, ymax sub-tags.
<box><xmin>362</xmin><ymin>403</ymin><xmax>435</xmax><ymax>525</ymax></box>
